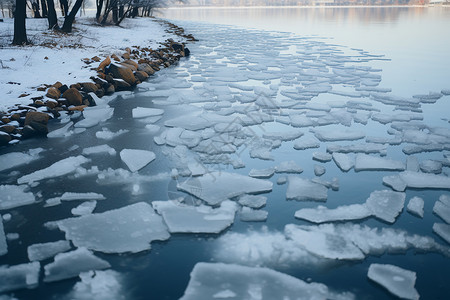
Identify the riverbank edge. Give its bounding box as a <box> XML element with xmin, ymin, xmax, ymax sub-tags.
<box><xmin>0</xmin><ymin>18</ymin><xmax>197</xmax><ymax>147</ymax></box>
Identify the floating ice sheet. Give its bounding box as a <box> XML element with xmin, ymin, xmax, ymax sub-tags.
<box><xmin>367</xmin><ymin>264</ymin><xmax>419</xmax><ymax>300</ymax></box>
<box><xmin>17</xmin><ymin>156</ymin><xmax>90</xmax><ymax>184</ymax></box>
<box><xmin>332</xmin><ymin>153</ymin><xmax>354</xmax><ymax>172</ymax></box>
<box><xmin>240</xmin><ymin>207</ymin><xmax>268</xmax><ymax>222</ymax></box>
<box><xmin>286</xmin><ymin>177</ymin><xmax>328</xmax><ymax>201</ymax></box>
<box><xmin>248</xmin><ymin>168</ymin><xmax>275</xmax><ymax>178</ymax></box>
<box><xmin>49</xmin><ymin>202</ymin><xmax>169</xmax><ymax>253</ymax></box>
<box><xmin>433</xmin><ymin>223</ymin><xmax>450</xmax><ymax>245</ymax></box>
<box><xmin>44</xmin><ymin>248</ymin><xmax>110</xmax><ymax>283</ymax></box>
<box><xmin>0</xmin><ymin>262</ymin><xmax>40</xmax><ymax>293</ymax></box>
<box><xmin>177</xmin><ymin>172</ymin><xmax>273</xmax><ymax>206</ymax></box>
<box><xmin>313</xmin><ymin>128</ymin><xmax>365</xmax><ymax>142</ymax></box>
<box><xmin>65</xmin><ymin>270</ymin><xmax>125</xmax><ymax>300</ymax></box>
<box><xmin>365</xmin><ymin>190</ymin><xmax>405</xmax><ymax>223</ymax></box>
<box><xmin>354</xmin><ymin>154</ymin><xmax>405</xmax><ymax>172</ymax></box>
<box><xmin>433</xmin><ymin>194</ymin><xmax>450</xmax><ymax>224</ymax></box>
<box><xmin>75</xmin><ymin>106</ymin><xmax>114</xmax><ymax>128</ymax></box>
<box><xmin>72</xmin><ymin>201</ymin><xmax>97</xmax><ymax>216</ymax></box>
<box><xmin>274</xmin><ymin>160</ymin><xmax>303</xmax><ymax>173</ymax></box>
<box><xmin>132</xmin><ymin>107</ymin><xmax>164</xmax><ymax>119</ymax></box>
<box><xmin>95</xmin><ymin>128</ymin><xmax>129</xmax><ymax>140</ymax></box>
<box><xmin>120</xmin><ymin>149</ymin><xmax>156</xmax><ymax>172</ymax></box>
<box><xmin>407</xmin><ymin>197</ymin><xmax>424</xmax><ymax>218</ymax></box>
<box><xmin>82</xmin><ymin>145</ymin><xmax>116</xmax><ymax>156</ymax></box>
<box><xmin>383</xmin><ymin>171</ymin><xmax>450</xmax><ymax>192</ymax></box>
<box><xmin>295</xmin><ymin>204</ymin><xmax>371</xmax><ymax>223</ymax></box>
<box><xmin>238</xmin><ymin>195</ymin><xmax>267</xmax><ymax>208</ymax></box>
<box><xmin>27</xmin><ymin>240</ymin><xmax>72</xmax><ymax>261</ymax></box>
<box><xmin>180</xmin><ymin>262</ymin><xmax>353</xmax><ymax>300</ymax></box>
<box><xmin>0</xmin><ymin>148</ymin><xmax>43</xmax><ymax>172</ymax></box>
<box><xmin>60</xmin><ymin>192</ymin><xmax>105</xmax><ymax>202</ymax></box>
<box><xmin>0</xmin><ymin>185</ymin><xmax>35</xmax><ymax>210</ymax></box>
<box><xmin>152</xmin><ymin>200</ymin><xmax>237</xmax><ymax>234</ymax></box>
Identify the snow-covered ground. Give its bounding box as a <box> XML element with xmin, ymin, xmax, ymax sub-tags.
<box><xmin>0</xmin><ymin>17</ymin><xmax>181</xmax><ymax>113</ymax></box>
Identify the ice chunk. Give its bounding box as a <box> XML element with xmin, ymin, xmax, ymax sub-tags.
<box><xmin>312</xmin><ymin>152</ymin><xmax>332</xmax><ymax>162</ymax></box>
<box><xmin>433</xmin><ymin>195</ymin><xmax>450</xmax><ymax>224</ymax></box>
<box><xmin>44</xmin><ymin>248</ymin><xmax>110</xmax><ymax>283</ymax></box>
<box><xmin>17</xmin><ymin>156</ymin><xmax>90</xmax><ymax>184</ymax></box>
<box><xmin>60</xmin><ymin>192</ymin><xmax>105</xmax><ymax>201</ymax></box>
<box><xmin>0</xmin><ymin>262</ymin><xmax>40</xmax><ymax>293</ymax></box>
<box><xmin>420</xmin><ymin>159</ymin><xmax>442</xmax><ymax>174</ymax></box>
<box><xmin>238</xmin><ymin>195</ymin><xmax>267</xmax><ymax>208</ymax></box>
<box><xmin>365</xmin><ymin>190</ymin><xmax>405</xmax><ymax>223</ymax></box>
<box><xmin>82</xmin><ymin>145</ymin><xmax>116</xmax><ymax>156</ymax></box>
<box><xmin>327</xmin><ymin>143</ymin><xmax>387</xmax><ymax>155</ymax></box>
<box><xmin>177</xmin><ymin>172</ymin><xmax>272</xmax><ymax>206</ymax></box>
<box><xmin>120</xmin><ymin>149</ymin><xmax>156</xmax><ymax>172</ymax></box>
<box><xmin>47</xmin><ymin>121</ymin><xmax>74</xmax><ymax>138</ymax></box>
<box><xmin>293</xmin><ymin>137</ymin><xmax>320</xmax><ymax>150</ymax></box>
<box><xmin>180</xmin><ymin>262</ymin><xmax>353</xmax><ymax>300</ymax></box>
<box><xmin>27</xmin><ymin>240</ymin><xmax>72</xmax><ymax>261</ymax></box>
<box><xmin>286</xmin><ymin>177</ymin><xmax>328</xmax><ymax>201</ymax></box>
<box><xmin>367</xmin><ymin>264</ymin><xmax>419</xmax><ymax>300</ymax></box>
<box><xmin>263</xmin><ymin>130</ymin><xmax>303</xmax><ymax>141</ymax></box>
<box><xmin>433</xmin><ymin>223</ymin><xmax>450</xmax><ymax>245</ymax></box>
<box><xmin>0</xmin><ymin>148</ymin><xmax>43</xmax><ymax>172</ymax></box>
<box><xmin>240</xmin><ymin>207</ymin><xmax>268</xmax><ymax>222</ymax></box>
<box><xmin>152</xmin><ymin>200</ymin><xmax>237</xmax><ymax>234</ymax></box>
<box><xmin>406</xmin><ymin>197</ymin><xmax>424</xmax><ymax>218</ymax></box>
<box><xmin>248</xmin><ymin>168</ymin><xmax>275</xmax><ymax>178</ymax></box>
<box><xmin>0</xmin><ymin>185</ymin><xmax>35</xmax><ymax>210</ymax></box>
<box><xmin>313</xmin><ymin>128</ymin><xmax>365</xmax><ymax>142</ymax></box>
<box><xmin>165</xmin><ymin>113</ymin><xmax>213</xmax><ymax>130</ymax></box>
<box><xmin>274</xmin><ymin>161</ymin><xmax>303</xmax><ymax>173</ymax></box>
<box><xmin>50</xmin><ymin>202</ymin><xmax>169</xmax><ymax>253</ymax></box>
<box><xmin>95</xmin><ymin>128</ymin><xmax>129</xmax><ymax>140</ymax></box>
<box><xmin>314</xmin><ymin>165</ymin><xmax>326</xmax><ymax>176</ymax></box>
<box><xmin>295</xmin><ymin>204</ymin><xmax>371</xmax><ymax>223</ymax></box>
<box><xmin>383</xmin><ymin>171</ymin><xmax>450</xmax><ymax>192</ymax></box>
<box><xmin>75</xmin><ymin>106</ymin><xmax>114</xmax><ymax>128</ymax></box>
<box><xmin>406</xmin><ymin>156</ymin><xmax>420</xmax><ymax>172</ymax></box>
<box><xmin>72</xmin><ymin>201</ymin><xmax>97</xmax><ymax>216</ymax></box>
<box><xmin>290</xmin><ymin>114</ymin><xmax>315</xmax><ymax>127</ymax></box>
<box><xmin>354</xmin><ymin>154</ymin><xmax>405</xmax><ymax>172</ymax></box>
<box><xmin>0</xmin><ymin>218</ymin><xmax>6</xmax><ymax>256</ymax></box>
<box><xmin>132</xmin><ymin>107</ymin><xmax>164</xmax><ymax>118</ymax></box>
<box><xmin>332</xmin><ymin>153</ymin><xmax>354</xmax><ymax>172</ymax></box>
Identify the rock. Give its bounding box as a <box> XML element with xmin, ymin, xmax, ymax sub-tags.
<box><xmin>0</xmin><ymin>125</ymin><xmax>16</xmax><ymax>134</ymax></box>
<box><xmin>108</xmin><ymin>63</ymin><xmax>137</xmax><ymax>85</ymax></box>
<box><xmin>85</xmin><ymin>94</ymin><xmax>97</xmax><ymax>106</ymax></box>
<box><xmin>122</xmin><ymin>52</ymin><xmax>130</xmax><ymax>60</ymax></box>
<box><xmin>91</xmin><ymin>56</ymin><xmax>101</xmax><ymax>62</ymax></box>
<box><xmin>106</xmin><ymin>84</ymin><xmax>115</xmax><ymax>94</ymax></box>
<box><xmin>70</xmin><ymin>83</ymin><xmax>82</xmax><ymax>90</ymax></box>
<box><xmin>46</xmin><ymin>87</ymin><xmax>61</xmax><ymax>100</ymax></box>
<box><xmin>184</xmin><ymin>47</ymin><xmax>191</xmax><ymax>57</ymax></box>
<box><xmin>52</xmin><ymin>82</ymin><xmax>63</xmax><ymax>89</ymax></box>
<box><xmin>68</xmin><ymin>105</ymin><xmax>88</xmax><ymax>111</ymax></box>
<box><xmin>137</xmin><ymin>63</ymin><xmax>155</xmax><ymax>75</ymax></box>
<box><xmin>120</xmin><ymin>62</ymin><xmax>137</xmax><ymax>71</ymax></box>
<box><xmin>81</xmin><ymin>82</ymin><xmax>98</xmax><ymax>93</ymax></box>
<box><xmin>25</xmin><ymin>111</ymin><xmax>49</xmax><ymax>126</ymax></box>
<box><xmin>171</xmin><ymin>43</ymin><xmax>184</xmax><ymax>52</ymax></box>
<box><xmin>0</xmin><ymin>132</ymin><xmax>11</xmax><ymax>145</ymax></box>
<box><xmin>34</xmin><ymin>100</ymin><xmax>45</xmax><ymax>106</ymax></box>
<box><xmin>95</xmin><ymin>88</ymin><xmax>105</xmax><ymax>98</ymax></box>
<box><xmin>45</xmin><ymin>99</ymin><xmax>58</xmax><ymax>109</ymax></box>
<box><xmin>122</xmin><ymin>60</ymin><xmax>138</xmax><ymax>69</ymax></box>
<box><xmin>58</xmin><ymin>84</ymin><xmax>69</xmax><ymax>94</ymax></box>
<box><xmin>112</xmin><ymin>79</ymin><xmax>131</xmax><ymax>91</ymax></box>
<box><xmin>29</xmin><ymin>121</ymin><xmax>49</xmax><ymax>135</ymax></box>
<box><xmin>62</xmin><ymin>88</ymin><xmax>83</xmax><ymax>106</ymax></box>
<box><xmin>111</xmin><ymin>54</ymin><xmax>120</xmax><ymax>62</ymax></box>
<box><xmin>134</xmin><ymin>71</ymin><xmax>149</xmax><ymax>82</ymax></box>
<box><xmin>97</xmin><ymin>56</ymin><xmax>111</xmax><ymax>71</ymax></box>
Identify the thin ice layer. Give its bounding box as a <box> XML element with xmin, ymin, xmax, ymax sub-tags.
<box><xmin>0</xmin><ymin>148</ymin><xmax>43</xmax><ymax>172</ymax></box>
<box><xmin>0</xmin><ymin>262</ymin><xmax>40</xmax><ymax>293</ymax></box>
<box><xmin>0</xmin><ymin>185</ymin><xmax>35</xmax><ymax>210</ymax></box>
<box><xmin>50</xmin><ymin>202</ymin><xmax>170</xmax><ymax>253</ymax></box>
<box><xmin>132</xmin><ymin>107</ymin><xmax>164</xmax><ymax>118</ymax></box>
<box><xmin>152</xmin><ymin>200</ymin><xmax>237</xmax><ymax>234</ymax></box>
<box><xmin>120</xmin><ymin>149</ymin><xmax>156</xmax><ymax>172</ymax></box>
<box><xmin>180</xmin><ymin>262</ymin><xmax>354</xmax><ymax>300</ymax></box>
<box><xmin>238</xmin><ymin>195</ymin><xmax>267</xmax><ymax>208</ymax></box>
<box><xmin>27</xmin><ymin>240</ymin><xmax>72</xmax><ymax>261</ymax></box>
<box><xmin>295</xmin><ymin>204</ymin><xmax>371</xmax><ymax>223</ymax></box>
<box><xmin>240</xmin><ymin>207</ymin><xmax>268</xmax><ymax>222</ymax></box>
<box><xmin>367</xmin><ymin>264</ymin><xmax>419</xmax><ymax>300</ymax></box>
<box><xmin>332</xmin><ymin>153</ymin><xmax>354</xmax><ymax>172</ymax></box>
<box><xmin>286</xmin><ymin>177</ymin><xmax>328</xmax><ymax>201</ymax></box>
<box><xmin>177</xmin><ymin>172</ymin><xmax>272</xmax><ymax>205</ymax></box>
<box><xmin>313</xmin><ymin>128</ymin><xmax>365</xmax><ymax>142</ymax></box>
<box><xmin>44</xmin><ymin>248</ymin><xmax>110</xmax><ymax>283</ymax></box>
<box><xmin>17</xmin><ymin>156</ymin><xmax>90</xmax><ymax>184</ymax></box>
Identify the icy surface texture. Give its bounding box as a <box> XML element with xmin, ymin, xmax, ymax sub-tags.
<box><xmin>240</xmin><ymin>207</ymin><xmax>268</xmax><ymax>222</ymax></box>
<box><xmin>238</xmin><ymin>195</ymin><xmax>267</xmax><ymax>208</ymax></box>
<box><xmin>132</xmin><ymin>107</ymin><xmax>164</xmax><ymax>118</ymax></box>
<box><xmin>65</xmin><ymin>270</ymin><xmax>126</xmax><ymax>300</ymax></box>
<box><xmin>383</xmin><ymin>171</ymin><xmax>450</xmax><ymax>192</ymax></box>
<box><xmin>433</xmin><ymin>194</ymin><xmax>450</xmax><ymax>224</ymax></box>
<box><xmin>365</xmin><ymin>190</ymin><xmax>406</xmax><ymax>223</ymax></box>
<box><xmin>71</xmin><ymin>201</ymin><xmax>97</xmax><ymax>216</ymax></box>
<box><xmin>0</xmin><ymin>148</ymin><xmax>43</xmax><ymax>172</ymax></box>
<box><xmin>367</xmin><ymin>264</ymin><xmax>419</xmax><ymax>300</ymax></box>
<box><xmin>407</xmin><ymin>197</ymin><xmax>424</xmax><ymax>218</ymax></box>
<box><xmin>286</xmin><ymin>176</ymin><xmax>328</xmax><ymax>201</ymax></box>
<box><xmin>0</xmin><ymin>185</ymin><xmax>35</xmax><ymax>210</ymax></box>
<box><xmin>354</xmin><ymin>154</ymin><xmax>405</xmax><ymax>171</ymax></box>
<box><xmin>27</xmin><ymin>240</ymin><xmax>72</xmax><ymax>261</ymax></box>
<box><xmin>180</xmin><ymin>262</ymin><xmax>354</xmax><ymax>300</ymax></box>
<box><xmin>332</xmin><ymin>153</ymin><xmax>354</xmax><ymax>172</ymax></box>
<box><xmin>120</xmin><ymin>149</ymin><xmax>156</xmax><ymax>172</ymax></box>
<box><xmin>50</xmin><ymin>202</ymin><xmax>170</xmax><ymax>253</ymax></box>
<box><xmin>0</xmin><ymin>262</ymin><xmax>40</xmax><ymax>293</ymax></box>
<box><xmin>433</xmin><ymin>223</ymin><xmax>450</xmax><ymax>245</ymax></box>
<box><xmin>295</xmin><ymin>204</ymin><xmax>371</xmax><ymax>223</ymax></box>
<box><xmin>60</xmin><ymin>192</ymin><xmax>105</xmax><ymax>201</ymax></box>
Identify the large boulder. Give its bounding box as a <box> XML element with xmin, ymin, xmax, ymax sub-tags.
<box><xmin>0</xmin><ymin>131</ymin><xmax>11</xmax><ymax>146</ymax></box>
<box><xmin>137</xmin><ymin>63</ymin><xmax>155</xmax><ymax>75</ymax></box>
<box><xmin>134</xmin><ymin>71</ymin><xmax>149</xmax><ymax>82</ymax></box>
<box><xmin>24</xmin><ymin>111</ymin><xmax>49</xmax><ymax>126</ymax></box>
<box><xmin>62</xmin><ymin>88</ymin><xmax>83</xmax><ymax>106</ymax></box>
<box><xmin>108</xmin><ymin>63</ymin><xmax>137</xmax><ymax>86</ymax></box>
<box><xmin>81</xmin><ymin>82</ymin><xmax>98</xmax><ymax>93</ymax></box>
<box><xmin>97</xmin><ymin>56</ymin><xmax>111</xmax><ymax>71</ymax></box>
<box><xmin>46</xmin><ymin>87</ymin><xmax>61</xmax><ymax>100</ymax></box>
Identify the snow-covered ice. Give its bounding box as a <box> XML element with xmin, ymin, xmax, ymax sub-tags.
<box><xmin>274</xmin><ymin>160</ymin><xmax>303</xmax><ymax>173</ymax></box>
<box><xmin>95</xmin><ymin>128</ymin><xmax>129</xmax><ymax>140</ymax></box>
<box><xmin>313</xmin><ymin>128</ymin><xmax>365</xmax><ymax>142</ymax></box>
<box><xmin>64</xmin><ymin>270</ymin><xmax>125</xmax><ymax>300</ymax></box>
<box><xmin>82</xmin><ymin>145</ymin><xmax>117</xmax><ymax>156</ymax></box>
<box><xmin>433</xmin><ymin>223</ymin><xmax>450</xmax><ymax>245</ymax></box>
<box><xmin>0</xmin><ymin>148</ymin><xmax>43</xmax><ymax>172</ymax></box>
<box><xmin>71</xmin><ymin>201</ymin><xmax>97</xmax><ymax>216</ymax></box>
<box><xmin>365</xmin><ymin>190</ymin><xmax>405</xmax><ymax>223</ymax></box>
<box><xmin>383</xmin><ymin>171</ymin><xmax>450</xmax><ymax>192</ymax></box>
<box><xmin>286</xmin><ymin>176</ymin><xmax>328</xmax><ymax>201</ymax></box>
<box><xmin>240</xmin><ymin>207</ymin><xmax>268</xmax><ymax>222</ymax></box>
<box><xmin>238</xmin><ymin>194</ymin><xmax>267</xmax><ymax>208</ymax></box>
<box><xmin>354</xmin><ymin>154</ymin><xmax>405</xmax><ymax>172</ymax></box>
<box><xmin>60</xmin><ymin>192</ymin><xmax>105</xmax><ymax>202</ymax></box>
<box><xmin>27</xmin><ymin>240</ymin><xmax>72</xmax><ymax>261</ymax></box>
<box><xmin>407</xmin><ymin>197</ymin><xmax>424</xmax><ymax>218</ymax></box>
<box><xmin>332</xmin><ymin>153</ymin><xmax>354</xmax><ymax>172</ymax></box>
<box><xmin>433</xmin><ymin>194</ymin><xmax>450</xmax><ymax>224</ymax></box>
<box><xmin>295</xmin><ymin>204</ymin><xmax>371</xmax><ymax>223</ymax></box>
<box><xmin>120</xmin><ymin>149</ymin><xmax>156</xmax><ymax>172</ymax></box>
<box><xmin>367</xmin><ymin>264</ymin><xmax>419</xmax><ymax>300</ymax></box>
<box><xmin>248</xmin><ymin>168</ymin><xmax>275</xmax><ymax>178</ymax></box>
<box><xmin>0</xmin><ymin>185</ymin><xmax>35</xmax><ymax>210</ymax></box>
<box><xmin>0</xmin><ymin>262</ymin><xmax>40</xmax><ymax>293</ymax></box>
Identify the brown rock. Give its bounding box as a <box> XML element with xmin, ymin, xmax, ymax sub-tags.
<box><xmin>122</xmin><ymin>60</ymin><xmax>138</xmax><ymax>69</ymax></box>
<box><xmin>46</xmin><ymin>99</ymin><xmax>58</xmax><ymax>109</ymax></box>
<box><xmin>98</xmin><ymin>56</ymin><xmax>111</xmax><ymax>71</ymax></box>
<box><xmin>1</xmin><ymin>117</ymin><xmax>11</xmax><ymax>124</ymax></box>
<box><xmin>70</xmin><ymin>83</ymin><xmax>82</xmax><ymax>90</ymax></box>
<box><xmin>111</xmin><ymin>54</ymin><xmax>120</xmax><ymax>62</ymax></box>
<box><xmin>108</xmin><ymin>63</ymin><xmax>137</xmax><ymax>85</ymax></box>
<box><xmin>0</xmin><ymin>125</ymin><xmax>16</xmax><ymax>134</ymax></box>
<box><xmin>46</xmin><ymin>87</ymin><xmax>61</xmax><ymax>100</ymax></box>
<box><xmin>137</xmin><ymin>64</ymin><xmax>155</xmax><ymax>75</ymax></box>
<box><xmin>28</xmin><ymin>121</ymin><xmax>48</xmax><ymax>135</ymax></box>
<box><xmin>0</xmin><ymin>132</ymin><xmax>11</xmax><ymax>145</ymax></box>
<box><xmin>91</xmin><ymin>56</ymin><xmax>101</xmax><ymax>62</ymax></box>
<box><xmin>52</xmin><ymin>81</ymin><xmax>63</xmax><ymax>89</ymax></box>
<box><xmin>34</xmin><ymin>100</ymin><xmax>45</xmax><ymax>106</ymax></box>
<box><xmin>62</xmin><ymin>88</ymin><xmax>83</xmax><ymax>106</ymax></box>
<box><xmin>95</xmin><ymin>88</ymin><xmax>105</xmax><ymax>98</ymax></box>
<box><xmin>81</xmin><ymin>82</ymin><xmax>98</xmax><ymax>93</ymax></box>
<box><xmin>68</xmin><ymin>105</ymin><xmax>88</xmax><ymax>111</ymax></box>
<box><xmin>134</xmin><ymin>71</ymin><xmax>149</xmax><ymax>82</ymax></box>
<box><xmin>112</xmin><ymin>79</ymin><xmax>131</xmax><ymax>91</ymax></box>
<box><xmin>125</xmin><ymin>47</ymin><xmax>131</xmax><ymax>54</ymax></box>
<box><xmin>25</xmin><ymin>111</ymin><xmax>50</xmax><ymax>126</ymax></box>
<box><xmin>106</xmin><ymin>84</ymin><xmax>115</xmax><ymax>94</ymax></box>
<box><xmin>122</xmin><ymin>52</ymin><xmax>130</xmax><ymax>60</ymax></box>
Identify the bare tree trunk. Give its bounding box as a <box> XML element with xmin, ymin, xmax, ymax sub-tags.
<box><xmin>95</xmin><ymin>0</ymin><xmax>103</xmax><ymax>20</ymax></box>
<box><xmin>32</xmin><ymin>1</ymin><xmax>41</xmax><ymax>18</ymax></box>
<box><xmin>41</xmin><ymin>0</ymin><xmax>48</xmax><ymax>17</ymax></box>
<box><xmin>13</xmin><ymin>0</ymin><xmax>28</xmax><ymax>45</ymax></box>
<box><xmin>46</xmin><ymin>0</ymin><xmax>59</xmax><ymax>29</ymax></box>
<box><xmin>112</xmin><ymin>4</ymin><xmax>118</xmax><ymax>23</ymax></box>
<box><xmin>59</xmin><ymin>0</ymin><xmax>68</xmax><ymax>16</ymax></box>
<box><xmin>61</xmin><ymin>0</ymin><xmax>83</xmax><ymax>33</ymax></box>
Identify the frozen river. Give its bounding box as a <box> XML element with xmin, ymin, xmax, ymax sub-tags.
<box><xmin>1</xmin><ymin>6</ymin><xmax>450</xmax><ymax>300</ymax></box>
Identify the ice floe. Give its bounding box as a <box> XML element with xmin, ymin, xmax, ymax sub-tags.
<box><xmin>248</xmin><ymin>168</ymin><xmax>275</xmax><ymax>178</ymax></box>
<box><xmin>152</xmin><ymin>200</ymin><xmax>237</xmax><ymax>234</ymax></box>
<box><xmin>64</xmin><ymin>270</ymin><xmax>125</xmax><ymax>300</ymax></box>
<box><xmin>240</xmin><ymin>207</ymin><xmax>268</xmax><ymax>222</ymax></box>
<box><xmin>48</xmin><ymin>202</ymin><xmax>169</xmax><ymax>253</ymax></box>
<box><xmin>312</xmin><ymin>128</ymin><xmax>365</xmax><ymax>142</ymax></box>
<box><xmin>286</xmin><ymin>176</ymin><xmax>328</xmax><ymax>201</ymax></box>
<box><xmin>354</xmin><ymin>154</ymin><xmax>405</xmax><ymax>172</ymax></box>
<box><xmin>332</xmin><ymin>153</ymin><xmax>354</xmax><ymax>172</ymax></box>
<box><xmin>238</xmin><ymin>194</ymin><xmax>267</xmax><ymax>208</ymax></box>
<box><xmin>0</xmin><ymin>185</ymin><xmax>35</xmax><ymax>210</ymax></box>
<box><xmin>75</xmin><ymin>105</ymin><xmax>114</xmax><ymax>128</ymax></box>
<box><xmin>82</xmin><ymin>145</ymin><xmax>116</xmax><ymax>156</ymax></box>
<box><xmin>120</xmin><ymin>149</ymin><xmax>156</xmax><ymax>172</ymax></box>
<box><xmin>383</xmin><ymin>171</ymin><xmax>450</xmax><ymax>192</ymax></box>
<box><xmin>295</xmin><ymin>204</ymin><xmax>371</xmax><ymax>223</ymax></box>
<box><xmin>0</xmin><ymin>148</ymin><xmax>43</xmax><ymax>172</ymax></box>
<box><xmin>60</xmin><ymin>192</ymin><xmax>105</xmax><ymax>202</ymax></box>
<box><xmin>71</xmin><ymin>201</ymin><xmax>97</xmax><ymax>216</ymax></box>
<box><xmin>44</xmin><ymin>247</ymin><xmax>110</xmax><ymax>283</ymax></box>
<box><xmin>407</xmin><ymin>197</ymin><xmax>424</xmax><ymax>218</ymax></box>
<box><xmin>27</xmin><ymin>240</ymin><xmax>72</xmax><ymax>261</ymax></box>
<box><xmin>367</xmin><ymin>264</ymin><xmax>419</xmax><ymax>300</ymax></box>
<box><xmin>95</xmin><ymin>128</ymin><xmax>129</xmax><ymax>140</ymax></box>
<box><xmin>433</xmin><ymin>223</ymin><xmax>450</xmax><ymax>245</ymax></box>
<box><xmin>0</xmin><ymin>262</ymin><xmax>40</xmax><ymax>293</ymax></box>
<box><xmin>365</xmin><ymin>190</ymin><xmax>405</xmax><ymax>223</ymax></box>
<box><xmin>180</xmin><ymin>262</ymin><xmax>354</xmax><ymax>300</ymax></box>
<box><xmin>0</xmin><ymin>217</ymin><xmax>6</xmax><ymax>256</ymax></box>
<box><xmin>433</xmin><ymin>194</ymin><xmax>450</xmax><ymax>224</ymax></box>
<box><xmin>274</xmin><ymin>160</ymin><xmax>303</xmax><ymax>173</ymax></box>
<box><xmin>131</xmin><ymin>107</ymin><xmax>164</xmax><ymax>119</ymax></box>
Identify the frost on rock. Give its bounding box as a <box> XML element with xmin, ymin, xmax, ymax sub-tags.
<box><xmin>0</xmin><ymin>217</ymin><xmax>6</xmax><ymax>256</ymax></box>
<box><xmin>365</xmin><ymin>190</ymin><xmax>405</xmax><ymax>223</ymax></box>
<box><xmin>179</xmin><ymin>262</ymin><xmax>354</xmax><ymax>300</ymax></box>
<box><xmin>238</xmin><ymin>195</ymin><xmax>267</xmax><ymax>208</ymax></box>
<box><xmin>383</xmin><ymin>171</ymin><xmax>450</xmax><ymax>192</ymax></box>
<box><xmin>295</xmin><ymin>204</ymin><xmax>371</xmax><ymax>223</ymax></box>
<box><xmin>177</xmin><ymin>172</ymin><xmax>272</xmax><ymax>206</ymax></box>
<box><xmin>240</xmin><ymin>207</ymin><xmax>268</xmax><ymax>222</ymax></box>
<box><xmin>27</xmin><ymin>240</ymin><xmax>72</xmax><ymax>261</ymax></box>
<box><xmin>152</xmin><ymin>200</ymin><xmax>237</xmax><ymax>234</ymax></box>
<box><xmin>312</xmin><ymin>128</ymin><xmax>365</xmax><ymax>142</ymax></box>
<box><xmin>286</xmin><ymin>177</ymin><xmax>328</xmax><ymax>201</ymax></box>
<box><xmin>131</xmin><ymin>107</ymin><xmax>164</xmax><ymax>119</ymax></box>
<box><xmin>0</xmin><ymin>148</ymin><xmax>43</xmax><ymax>172</ymax></box>
<box><xmin>120</xmin><ymin>149</ymin><xmax>156</xmax><ymax>172</ymax></box>
<box><xmin>367</xmin><ymin>264</ymin><xmax>419</xmax><ymax>300</ymax></box>
<box><xmin>50</xmin><ymin>202</ymin><xmax>169</xmax><ymax>253</ymax></box>
<box><xmin>433</xmin><ymin>194</ymin><xmax>450</xmax><ymax>224</ymax></box>
<box><xmin>44</xmin><ymin>248</ymin><xmax>110</xmax><ymax>283</ymax></box>
<box><xmin>354</xmin><ymin>154</ymin><xmax>405</xmax><ymax>172</ymax></box>
<box><xmin>332</xmin><ymin>153</ymin><xmax>354</xmax><ymax>172</ymax></box>
<box><xmin>433</xmin><ymin>223</ymin><xmax>450</xmax><ymax>245</ymax></box>
<box><xmin>17</xmin><ymin>156</ymin><xmax>90</xmax><ymax>184</ymax></box>
<box><xmin>407</xmin><ymin>197</ymin><xmax>424</xmax><ymax>218</ymax></box>
<box><xmin>0</xmin><ymin>185</ymin><xmax>35</xmax><ymax>210</ymax></box>
<box><xmin>0</xmin><ymin>262</ymin><xmax>40</xmax><ymax>293</ymax></box>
